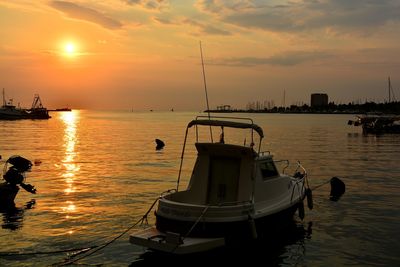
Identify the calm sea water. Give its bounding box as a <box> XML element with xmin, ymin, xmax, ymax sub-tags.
<box><xmin>0</xmin><ymin>110</ymin><xmax>399</xmax><ymax>266</ymax></box>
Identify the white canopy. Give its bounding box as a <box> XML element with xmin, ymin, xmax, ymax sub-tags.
<box><xmin>187</xmin><ymin>119</ymin><xmax>264</xmax><ymax>138</ymax></box>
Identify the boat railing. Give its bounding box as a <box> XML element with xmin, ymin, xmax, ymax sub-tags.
<box><xmin>274</xmin><ymin>159</ymin><xmax>290</xmax><ymax>174</ymax></box>
<box><xmin>259</xmin><ymin>151</ymin><xmax>271</xmax><ymax>156</ymax></box>
<box><xmin>195</xmin><ymin>115</ymin><xmax>254</xmax><ymax>125</ymax></box>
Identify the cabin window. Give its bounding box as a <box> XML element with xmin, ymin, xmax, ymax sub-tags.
<box><xmin>260</xmin><ymin>161</ymin><xmax>278</xmax><ymax>180</ymax></box>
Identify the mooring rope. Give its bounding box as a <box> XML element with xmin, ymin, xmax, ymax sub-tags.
<box><xmin>0</xmin><ymin>196</ymin><xmax>159</xmax><ymax>265</ymax></box>
<box><xmin>169</xmin><ymin>205</ymin><xmax>210</xmax><ymax>254</ymax></box>
<box><xmin>52</xmin><ymin>196</ymin><xmax>161</xmax><ymax>266</ymax></box>
<box><xmin>310</xmin><ymin>179</ymin><xmax>331</xmax><ymax>191</ymax></box>
<box><xmin>53</xmin><ymin>217</ymin><xmax>146</xmax><ymax>266</ymax></box>
<box><xmin>0</xmin><ymin>246</ymin><xmax>97</xmax><ymax>257</ymax></box>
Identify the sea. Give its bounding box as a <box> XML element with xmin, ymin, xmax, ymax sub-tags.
<box><xmin>0</xmin><ymin>110</ymin><xmax>399</xmax><ymax>266</ymax></box>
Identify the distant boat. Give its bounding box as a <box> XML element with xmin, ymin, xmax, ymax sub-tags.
<box><xmin>0</xmin><ymin>89</ymin><xmax>50</xmax><ymax>120</ymax></box>
<box><xmin>348</xmin><ymin>114</ymin><xmax>400</xmax><ymax>134</ymax></box>
<box><xmin>25</xmin><ymin>94</ymin><xmax>51</xmax><ymax>119</ymax></box>
<box><xmin>0</xmin><ymin>89</ymin><xmax>28</xmax><ymax>119</ymax></box>
<box><xmin>50</xmin><ymin>108</ymin><xmax>72</xmax><ymax>112</ymax></box>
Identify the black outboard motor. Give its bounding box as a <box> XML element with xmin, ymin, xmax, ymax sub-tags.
<box><xmin>2</xmin><ymin>156</ymin><xmax>36</xmax><ymax>194</ymax></box>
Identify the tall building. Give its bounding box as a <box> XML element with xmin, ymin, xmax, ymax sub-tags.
<box><xmin>311</xmin><ymin>93</ymin><xmax>328</xmax><ymax>107</ymax></box>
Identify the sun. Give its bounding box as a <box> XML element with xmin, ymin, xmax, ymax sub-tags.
<box><xmin>64</xmin><ymin>42</ymin><xmax>77</xmax><ymax>57</ymax></box>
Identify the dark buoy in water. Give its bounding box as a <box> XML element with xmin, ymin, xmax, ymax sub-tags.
<box><xmin>330</xmin><ymin>177</ymin><xmax>345</xmax><ymax>201</ymax></box>
<box><xmin>155</xmin><ymin>139</ymin><xmax>165</xmax><ymax>150</ymax></box>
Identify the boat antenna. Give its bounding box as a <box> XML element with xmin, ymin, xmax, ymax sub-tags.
<box><xmin>388</xmin><ymin>76</ymin><xmax>396</xmax><ymax>102</ymax></box>
<box><xmin>199</xmin><ymin>41</ymin><xmax>213</xmax><ymax>142</ymax></box>
<box><xmin>388</xmin><ymin>76</ymin><xmax>391</xmax><ymax>103</ymax></box>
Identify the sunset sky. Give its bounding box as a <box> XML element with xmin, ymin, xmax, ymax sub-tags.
<box><xmin>1</xmin><ymin>0</ymin><xmax>399</xmax><ymax>110</ymax></box>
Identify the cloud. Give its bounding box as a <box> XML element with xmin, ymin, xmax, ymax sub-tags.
<box><xmin>210</xmin><ymin>50</ymin><xmax>335</xmax><ymax>67</ymax></box>
<box><xmin>49</xmin><ymin>1</ymin><xmax>123</xmax><ymax>29</ymax></box>
<box><xmin>124</xmin><ymin>0</ymin><xmax>169</xmax><ymax>11</ymax></box>
<box><xmin>152</xmin><ymin>16</ymin><xmax>175</xmax><ymax>25</ymax></box>
<box><xmin>195</xmin><ymin>0</ymin><xmax>400</xmax><ymax>34</ymax></box>
<box><xmin>153</xmin><ymin>16</ymin><xmax>232</xmax><ymax>35</ymax></box>
<box><xmin>182</xmin><ymin>18</ymin><xmax>232</xmax><ymax>35</ymax></box>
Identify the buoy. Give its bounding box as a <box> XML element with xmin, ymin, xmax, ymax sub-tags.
<box><xmin>330</xmin><ymin>176</ymin><xmax>346</xmax><ymax>201</ymax></box>
<box><xmin>248</xmin><ymin>215</ymin><xmax>258</xmax><ymax>239</ymax></box>
<box><xmin>298</xmin><ymin>201</ymin><xmax>305</xmax><ymax>220</ymax></box>
<box><xmin>306</xmin><ymin>188</ymin><xmax>313</xmax><ymax>210</ymax></box>
<box><xmin>155</xmin><ymin>139</ymin><xmax>165</xmax><ymax>150</ymax></box>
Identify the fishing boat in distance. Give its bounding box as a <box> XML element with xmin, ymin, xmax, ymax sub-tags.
<box><xmin>26</xmin><ymin>94</ymin><xmax>51</xmax><ymax>119</ymax></box>
<box><xmin>0</xmin><ymin>89</ymin><xmax>50</xmax><ymax>120</ymax></box>
<box><xmin>0</xmin><ymin>89</ymin><xmax>27</xmax><ymax>119</ymax></box>
<box><xmin>348</xmin><ymin>114</ymin><xmax>400</xmax><ymax>134</ymax></box>
<box><xmin>130</xmin><ymin>116</ymin><xmax>311</xmax><ymax>254</ymax></box>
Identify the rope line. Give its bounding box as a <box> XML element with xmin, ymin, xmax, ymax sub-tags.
<box><xmin>169</xmin><ymin>205</ymin><xmax>210</xmax><ymax>254</ymax></box>
<box><xmin>0</xmin><ymin>246</ymin><xmax>97</xmax><ymax>257</ymax></box>
<box><xmin>50</xmin><ymin>197</ymin><xmax>161</xmax><ymax>266</ymax></box>
<box><xmin>311</xmin><ymin>179</ymin><xmax>330</xmax><ymax>191</ymax></box>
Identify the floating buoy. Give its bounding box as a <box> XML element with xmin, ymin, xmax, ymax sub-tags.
<box><xmin>248</xmin><ymin>215</ymin><xmax>258</xmax><ymax>239</ymax></box>
<box><xmin>330</xmin><ymin>176</ymin><xmax>346</xmax><ymax>201</ymax></box>
<box><xmin>34</xmin><ymin>159</ymin><xmax>42</xmax><ymax>166</ymax></box>
<box><xmin>155</xmin><ymin>139</ymin><xmax>165</xmax><ymax>150</ymax></box>
<box><xmin>306</xmin><ymin>188</ymin><xmax>313</xmax><ymax>210</ymax></box>
<box><xmin>298</xmin><ymin>201</ymin><xmax>305</xmax><ymax>220</ymax></box>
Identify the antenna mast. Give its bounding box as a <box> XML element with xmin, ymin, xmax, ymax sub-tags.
<box><xmin>199</xmin><ymin>41</ymin><xmax>213</xmax><ymax>142</ymax></box>
<box><xmin>283</xmin><ymin>89</ymin><xmax>286</xmax><ymax>108</ymax></box>
<box><xmin>388</xmin><ymin>76</ymin><xmax>391</xmax><ymax>103</ymax></box>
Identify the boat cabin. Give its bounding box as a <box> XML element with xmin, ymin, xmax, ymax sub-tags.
<box><xmin>166</xmin><ymin>143</ymin><xmax>282</xmax><ymax>208</ymax></box>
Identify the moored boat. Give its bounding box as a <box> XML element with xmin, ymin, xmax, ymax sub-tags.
<box><xmin>348</xmin><ymin>114</ymin><xmax>400</xmax><ymax>134</ymax></box>
<box><xmin>0</xmin><ymin>90</ymin><xmax>50</xmax><ymax>120</ymax></box>
<box><xmin>0</xmin><ymin>89</ymin><xmax>28</xmax><ymax>119</ymax></box>
<box><xmin>130</xmin><ymin>116</ymin><xmax>311</xmax><ymax>254</ymax></box>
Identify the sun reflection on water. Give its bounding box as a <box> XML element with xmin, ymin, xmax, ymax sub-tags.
<box><xmin>59</xmin><ymin>111</ymin><xmax>80</xmax><ymax>218</ymax></box>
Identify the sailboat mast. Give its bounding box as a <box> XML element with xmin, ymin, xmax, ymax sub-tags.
<box><xmin>283</xmin><ymin>89</ymin><xmax>286</xmax><ymax>108</ymax></box>
<box><xmin>199</xmin><ymin>41</ymin><xmax>213</xmax><ymax>142</ymax></box>
<box><xmin>2</xmin><ymin>88</ymin><xmax>5</xmax><ymax>107</ymax></box>
<box><xmin>388</xmin><ymin>76</ymin><xmax>391</xmax><ymax>103</ymax></box>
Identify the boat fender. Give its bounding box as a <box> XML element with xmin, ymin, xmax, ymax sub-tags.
<box><xmin>298</xmin><ymin>201</ymin><xmax>305</xmax><ymax>220</ymax></box>
<box><xmin>306</xmin><ymin>188</ymin><xmax>313</xmax><ymax>210</ymax></box>
<box><xmin>330</xmin><ymin>177</ymin><xmax>345</xmax><ymax>201</ymax></box>
<box><xmin>248</xmin><ymin>215</ymin><xmax>258</xmax><ymax>240</ymax></box>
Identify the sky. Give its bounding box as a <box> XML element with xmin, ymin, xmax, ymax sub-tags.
<box><xmin>1</xmin><ymin>0</ymin><xmax>399</xmax><ymax>111</ymax></box>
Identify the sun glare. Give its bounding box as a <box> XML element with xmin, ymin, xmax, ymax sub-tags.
<box><xmin>64</xmin><ymin>42</ymin><xmax>77</xmax><ymax>57</ymax></box>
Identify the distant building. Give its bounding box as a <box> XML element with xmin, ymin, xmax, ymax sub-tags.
<box><xmin>311</xmin><ymin>93</ymin><xmax>328</xmax><ymax>107</ymax></box>
<box><xmin>217</xmin><ymin>105</ymin><xmax>231</xmax><ymax>111</ymax></box>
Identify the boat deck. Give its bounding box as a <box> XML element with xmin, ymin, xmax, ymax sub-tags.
<box><xmin>130</xmin><ymin>226</ymin><xmax>225</xmax><ymax>254</ymax></box>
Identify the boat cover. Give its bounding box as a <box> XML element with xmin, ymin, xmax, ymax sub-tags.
<box><xmin>187</xmin><ymin>119</ymin><xmax>264</xmax><ymax>138</ymax></box>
